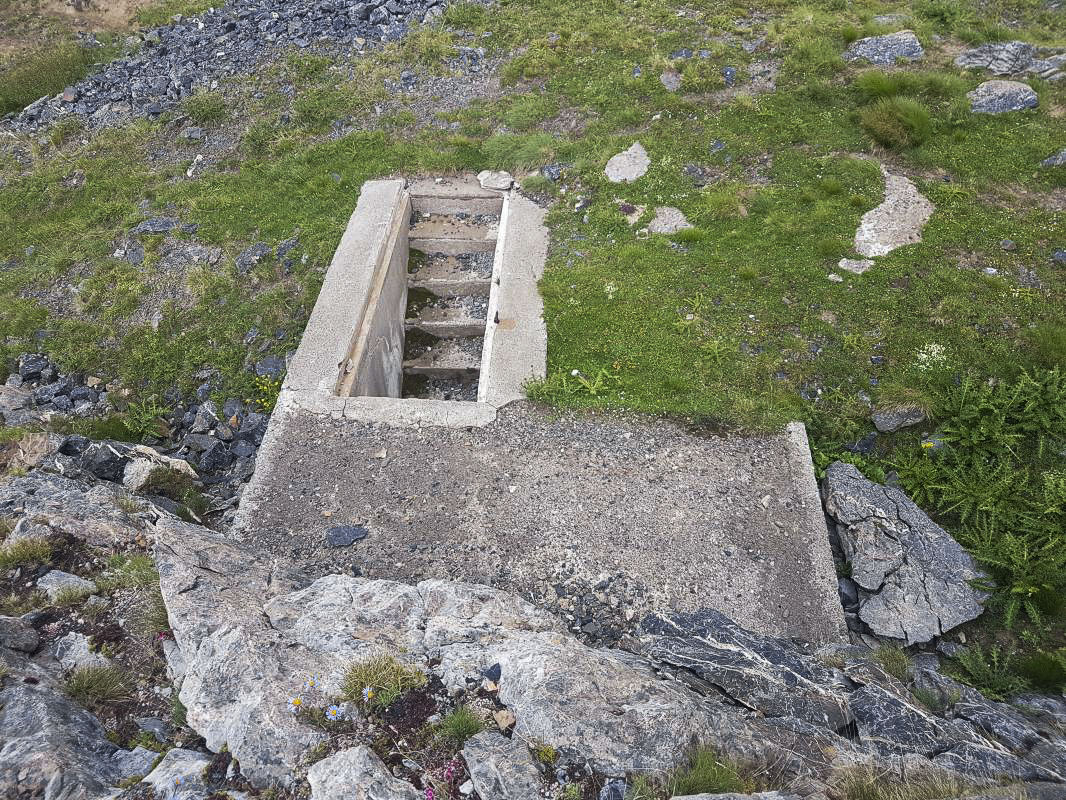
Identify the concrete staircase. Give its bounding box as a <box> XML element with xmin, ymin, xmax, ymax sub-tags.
<box><xmin>402</xmin><ymin>182</ymin><xmax>503</xmax><ymax>401</ymax></box>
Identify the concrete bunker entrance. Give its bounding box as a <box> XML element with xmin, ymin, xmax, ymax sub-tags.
<box><xmin>302</xmin><ymin>175</ymin><xmax>543</xmax><ymax>413</ymax></box>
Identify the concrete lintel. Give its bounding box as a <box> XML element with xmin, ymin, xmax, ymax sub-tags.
<box><xmin>283</xmin><ymin>179</ymin><xmax>408</xmax><ymax>395</ymax></box>
<box><xmin>478</xmin><ymin>192</ymin><xmax>549</xmax><ymax>407</ymax></box>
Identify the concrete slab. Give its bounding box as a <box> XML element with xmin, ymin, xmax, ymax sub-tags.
<box><xmin>234</xmin><ymin>403</ymin><xmax>846</xmax><ymax>645</ymax></box>
<box><xmin>479</xmin><ymin>193</ymin><xmax>548</xmax><ymax>407</ymax></box>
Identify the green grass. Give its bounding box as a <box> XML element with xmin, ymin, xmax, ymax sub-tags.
<box><xmin>432</xmin><ymin>705</ymin><xmax>484</xmax><ymax>747</ymax></box>
<box><xmin>95</xmin><ymin>553</ymin><xmax>159</xmax><ymax>593</ymax></box>
<box><xmin>859</xmin><ymin>96</ymin><xmax>933</xmax><ymax>149</ymax></box>
<box><xmin>134</xmin><ymin>0</ymin><xmax>217</xmax><ymax>28</ymax></box>
<box><xmin>341</xmin><ymin>654</ymin><xmax>426</xmax><ymax>711</ymax></box>
<box><xmin>0</xmin><ymin>41</ymin><xmax>111</xmax><ymax>116</ymax></box>
<box><xmin>182</xmin><ymin>90</ymin><xmax>228</xmax><ymax>125</ymax></box>
<box><xmin>64</xmin><ymin>665</ymin><xmax>129</xmax><ymax>708</ymax></box>
<box><xmin>873</xmin><ymin>645</ymin><xmax>913</xmax><ymax>682</ymax></box>
<box><xmin>0</xmin><ymin>537</ymin><xmax>52</xmax><ymax>570</ymax></box>
<box><xmin>667</xmin><ymin>749</ymin><xmax>753</xmax><ymax>796</ymax></box>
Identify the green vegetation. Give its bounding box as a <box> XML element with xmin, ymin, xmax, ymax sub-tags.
<box><xmin>341</xmin><ymin>654</ymin><xmax>426</xmax><ymax>711</ymax></box>
<box><xmin>532</xmin><ymin>741</ymin><xmax>557</xmax><ymax>766</ymax></box>
<box><xmin>859</xmin><ymin>96</ymin><xmax>932</xmax><ymax>148</ymax></box>
<box><xmin>433</xmin><ymin>705</ymin><xmax>484</xmax><ymax>747</ymax></box>
<box><xmin>829</xmin><ymin>767</ymin><xmax>1010</xmax><ymax>800</ymax></box>
<box><xmin>873</xmin><ymin>645</ymin><xmax>912</xmax><ymax>682</ymax></box>
<box><xmin>948</xmin><ymin>644</ymin><xmax>1029</xmax><ymax>700</ymax></box>
<box><xmin>0</xmin><ymin>537</ymin><xmax>52</xmax><ymax>570</ymax></box>
<box><xmin>53</xmin><ymin>585</ymin><xmax>93</xmax><ymax>607</ymax></box>
<box><xmin>0</xmin><ymin>42</ymin><xmax>109</xmax><ymax>116</ymax></box>
<box><xmin>182</xmin><ymin>90</ymin><xmax>228</xmax><ymax>125</ymax></box>
<box><xmin>134</xmin><ymin>0</ymin><xmax>217</xmax><ymax>28</ymax></box>
<box><xmin>95</xmin><ymin>553</ymin><xmax>159</xmax><ymax>593</ymax></box>
<box><xmin>64</xmin><ymin>665</ymin><xmax>129</xmax><ymax>708</ymax></box>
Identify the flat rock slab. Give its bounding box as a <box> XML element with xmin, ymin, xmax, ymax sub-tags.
<box><xmin>955</xmin><ymin>41</ymin><xmax>1039</xmax><ymax>74</ymax></box>
<box><xmin>854</xmin><ymin>167</ymin><xmax>935</xmax><ymax>258</ymax></box>
<box><xmin>968</xmin><ymin>80</ymin><xmax>1039</xmax><ymax>113</ymax></box>
<box><xmin>605</xmin><ymin>142</ymin><xmax>650</xmax><ymax>183</ymax></box>
<box><xmin>843</xmin><ymin>30</ymin><xmax>923</xmax><ymax>65</ymax></box>
<box><xmin>647</xmin><ymin>206</ymin><xmax>693</xmax><ymax>234</ymax></box>
<box><xmin>1042</xmin><ymin>148</ymin><xmax>1066</xmax><ymax>168</ymax></box>
<box><xmin>237</xmin><ymin>404</ymin><xmax>845</xmax><ymax>644</ymax></box>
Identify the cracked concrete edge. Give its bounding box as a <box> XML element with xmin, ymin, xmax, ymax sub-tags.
<box><xmin>783</xmin><ymin>421</ymin><xmax>849</xmax><ymax>642</ymax></box>
<box><xmin>283</xmin><ymin>179</ymin><xmax>409</xmax><ymax>396</ymax></box>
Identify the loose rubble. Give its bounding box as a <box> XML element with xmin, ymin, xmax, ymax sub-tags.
<box><xmin>6</xmin><ymin>0</ymin><xmax>478</xmax><ymax>131</ymax></box>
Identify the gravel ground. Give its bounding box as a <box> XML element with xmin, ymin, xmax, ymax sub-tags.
<box><xmin>236</xmin><ymin>402</ymin><xmax>846</xmax><ymax>644</ymax></box>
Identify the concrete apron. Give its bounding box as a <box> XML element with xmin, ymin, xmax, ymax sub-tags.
<box><xmin>235</xmin><ymin>176</ymin><xmax>847</xmax><ymax>644</ymax></box>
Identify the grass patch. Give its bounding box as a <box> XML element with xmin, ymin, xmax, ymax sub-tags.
<box><xmin>0</xmin><ymin>42</ymin><xmax>107</xmax><ymax>116</ymax></box>
<box><xmin>830</xmin><ymin>766</ymin><xmax>1001</xmax><ymax>800</ymax></box>
<box><xmin>859</xmin><ymin>96</ymin><xmax>932</xmax><ymax>149</ymax></box>
<box><xmin>0</xmin><ymin>537</ymin><xmax>52</xmax><ymax>570</ymax></box>
<box><xmin>948</xmin><ymin>644</ymin><xmax>1028</xmax><ymax>700</ymax></box>
<box><xmin>873</xmin><ymin>645</ymin><xmax>912</xmax><ymax>682</ymax></box>
<box><xmin>53</xmin><ymin>585</ymin><xmax>93</xmax><ymax>607</ymax></box>
<box><xmin>667</xmin><ymin>749</ymin><xmax>753</xmax><ymax>796</ymax></box>
<box><xmin>64</xmin><ymin>665</ymin><xmax>129</xmax><ymax>708</ymax></box>
<box><xmin>181</xmin><ymin>90</ymin><xmax>227</xmax><ymax>125</ymax></box>
<box><xmin>433</xmin><ymin>705</ymin><xmax>484</xmax><ymax>747</ymax></box>
<box><xmin>341</xmin><ymin>654</ymin><xmax>426</xmax><ymax>711</ymax></box>
<box><xmin>95</xmin><ymin>553</ymin><xmax>159</xmax><ymax>594</ymax></box>
<box><xmin>134</xmin><ymin>0</ymin><xmax>216</xmax><ymax>28</ymax></box>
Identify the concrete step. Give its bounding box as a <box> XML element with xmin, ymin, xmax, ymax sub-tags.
<box><xmin>406</xmin><ymin>299</ymin><xmax>487</xmax><ymax>338</ymax></box>
<box><xmin>409</xmin><ymin>278</ymin><xmax>492</xmax><ymax>298</ymax></box>
<box><xmin>403</xmin><ymin>337</ymin><xmax>483</xmax><ymax>376</ymax></box>
<box><xmin>406</xmin><ymin>318</ymin><xmax>486</xmax><ymax>338</ymax></box>
<box><xmin>409</xmin><ymin>177</ymin><xmax>505</xmax><ymax>216</ymax></box>
<box><xmin>409</xmin><ymin>213</ymin><xmax>498</xmax><ymax>243</ymax></box>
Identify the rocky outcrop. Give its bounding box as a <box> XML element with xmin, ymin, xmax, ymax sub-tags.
<box><xmin>142</xmin><ymin>748</ymin><xmax>212</xmax><ymax>799</ymax></box>
<box><xmin>307</xmin><ymin>746</ymin><xmax>420</xmax><ymax>800</ymax></box>
<box><xmin>154</xmin><ymin>518</ymin><xmax>1064</xmax><ymax>796</ymax></box>
<box><xmin>822</xmin><ymin>462</ymin><xmax>986</xmax><ymax>644</ymax></box>
<box><xmin>955</xmin><ymin>41</ymin><xmax>1066</xmax><ymax>82</ymax></box>
<box><xmin>0</xmin><ymin>684</ymin><xmax>153</xmax><ymax>799</ymax></box>
<box><xmin>843</xmin><ymin>31</ymin><xmax>923</xmax><ymax>65</ymax></box>
<box><xmin>853</xmin><ymin>167</ymin><xmax>935</xmax><ymax>260</ymax></box>
<box><xmin>967</xmin><ymin>80</ymin><xmax>1039</xmax><ymax>114</ymax></box>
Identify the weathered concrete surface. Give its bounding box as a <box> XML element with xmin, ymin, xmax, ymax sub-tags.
<box><xmin>235</xmin><ymin>403</ymin><xmax>846</xmax><ymax>644</ymax></box>
<box><xmin>479</xmin><ymin>193</ymin><xmax>548</xmax><ymax>407</ymax></box>
<box><xmin>283</xmin><ymin>179</ymin><xmax>409</xmax><ymax>398</ymax></box>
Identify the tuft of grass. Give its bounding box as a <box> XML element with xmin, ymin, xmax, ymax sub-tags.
<box><xmin>668</xmin><ymin>749</ymin><xmax>751</xmax><ymax>796</ymax></box>
<box><xmin>0</xmin><ymin>42</ymin><xmax>107</xmax><ymax>116</ymax></box>
<box><xmin>171</xmin><ymin>693</ymin><xmax>188</xmax><ymax>728</ymax></box>
<box><xmin>130</xmin><ymin>588</ymin><xmax>171</xmax><ymax>641</ymax></box>
<box><xmin>53</xmin><ymin>585</ymin><xmax>93</xmax><ymax>607</ymax></box>
<box><xmin>0</xmin><ymin>537</ymin><xmax>53</xmax><ymax>570</ymax></box>
<box><xmin>341</xmin><ymin>654</ymin><xmax>426</xmax><ymax>711</ymax></box>
<box><xmin>0</xmin><ymin>590</ymin><xmax>47</xmax><ymax>615</ymax></box>
<box><xmin>433</xmin><ymin>705</ymin><xmax>484</xmax><ymax>747</ymax></box>
<box><xmin>181</xmin><ymin>90</ymin><xmax>227</xmax><ymax>125</ymax></box>
<box><xmin>64</xmin><ymin>665</ymin><xmax>129</xmax><ymax>708</ymax></box>
<box><xmin>859</xmin><ymin>96</ymin><xmax>932</xmax><ymax>149</ymax></box>
<box><xmin>873</xmin><ymin>646</ymin><xmax>912</xmax><ymax>682</ymax></box>
<box><xmin>95</xmin><ymin>553</ymin><xmax>159</xmax><ymax>593</ymax></box>
<box><xmin>829</xmin><ymin>765</ymin><xmax>1018</xmax><ymax>800</ymax></box>
<box><xmin>532</xmin><ymin>741</ymin><xmax>557</xmax><ymax>766</ymax></box>
<box><xmin>134</xmin><ymin>0</ymin><xmax>217</xmax><ymax>28</ymax></box>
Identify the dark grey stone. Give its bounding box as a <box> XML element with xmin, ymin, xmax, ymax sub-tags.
<box><xmin>254</xmin><ymin>355</ymin><xmax>285</xmax><ymax>379</ymax></box>
<box><xmin>968</xmin><ymin>80</ymin><xmax>1039</xmax><ymax>113</ymax></box>
<box><xmin>822</xmin><ymin>462</ymin><xmax>986</xmax><ymax>644</ymax></box>
<box><xmin>1042</xmin><ymin>148</ymin><xmax>1066</xmax><ymax>168</ymax></box>
<box><xmin>843</xmin><ymin>30</ymin><xmax>924</xmax><ymax>65</ymax></box>
<box><xmin>130</xmin><ymin>217</ymin><xmax>181</xmax><ymax>235</ymax></box>
<box><xmin>871</xmin><ymin>405</ymin><xmax>924</xmax><ymax>433</ymax></box>
<box><xmin>198</xmin><ymin>440</ymin><xmax>232</xmax><ymax>473</ymax></box>
<box><xmin>325</xmin><ymin>524</ymin><xmax>369</xmax><ymax>547</ymax></box>
<box><xmin>236</xmin><ymin>241</ymin><xmax>273</xmax><ymax>273</ymax></box>
<box><xmin>17</xmin><ymin>353</ymin><xmax>50</xmax><ymax>380</ymax></box>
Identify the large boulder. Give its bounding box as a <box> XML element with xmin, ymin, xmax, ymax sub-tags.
<box><xmin>822</xmin><ymin>462</ymin><xmax>986</xmax><ymax>644</ymax></box>
<box><xmin>0</xmin><ymin>684</ymin><xmax>149</xmax><ymax>798</ymax></box>
<box><xmin>955</xmin><ymin>41</ymin><xmax>1039</xmax><ymax>74</ymax></box>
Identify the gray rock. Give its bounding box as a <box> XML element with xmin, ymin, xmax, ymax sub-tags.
<box><xmin>142</xmin><ymin>747</ymin><xmax>212</xmax><ymax>799</ymax></box>
<box><xmin>871</xmin><ymin>405</ymin><xmax>925</xmax><ymax>433</ymax></box>
<box><xmin>605</xmin><ymin>142</ymin><xmax>650</xmax><ymax>183</ymax></box>
<box><xmin>853</xmin><ymin>167</ymin><xmax>935</xmax><ymax>259</ymax></box>
<box><xmin>130</xmin><ymin>216</ymin><xmax>181</xmax><ymax>235</ymax></box>
<box><xmin>0</xmin><ymin>616</ymin><xmax>39</xmax><ymax>653</ymax></box>
<box><xmin>955</xmin><ymin>41</ymin><xmax>1039</xmax><ymax>75</ymax></box>
<box><xmin>461</xmin><ymin>730</ymin><xmax>542</xmax><ymax>800</ymax></box>
<box><xmin>660</xmin><ymin>69</ymin><xmax>682</xmax><ymax>91</ymax></box>
<box><xmin>838</xmin><ymin>258</ymin><xmax>874</xmax><ymax>275</ymax></box>
<box><xmin>37</xmin><ymin>570</ymin><xmax>96</xmax><ymax>602</ymax></box>
<box><xmin>1041</xmin><ymin>148</ymin><xmax>1066</xmax><ymax>168</ymax></box>
<box><xmin>325</xmin><ymin>524</ymin><xmax>369</xmax><ymax>547</ymax></box>
<box><xmin>236</xmin><ymin>241</ymin><xmax>273</xmax><ymax>273</ymax></box>
<box><xmin>640</xmin><ymin>609</ymin><xmax>853</xmax><ymax>731</ymax></box>
<box><xmin>52</xmin><ymin>631</ymin><xmax>111</xmax><ymax>671</ymax></box>
<box><xmin>647</xmin><ymin>207</ymin><xmax>694</xmax><ymax>235</ymax></box>
<box><xmin>671</xmin><ymin>794</ymin><xmax>802</xmax><ymax>800</ymax></box>
<box><xmin>112</xmin><ymin>745</ymin><xmax>158</xmax><ymax>781</ymax></box>
<box><xmin>822</xmin><ymin>462</ymin><xmax>986</xmax><ymax>644</ymax></box>
<box><xmin>968</xmin><ymin>80</ymin><xmax>1039</xmax><ymax>113</ymax></box>
<box><xmin>0</xmin><ymin>684</ymin><xmax>143</xmax><ymax>798</ymax></box>
<box><xmin>477</xmin><ymin>170</ymin><xmax>513</xmax><ymax>191</ymax></box>
<box><xmin>843</xmin><ymin>30</ymin><xmax>923</xmax><ymax>65</ymax></box>
<box><xmin>0</xmin><ymin>471</ymin><xmax>149</xmax><ymax>549</ymax></box>
<box><xmin>307</xmin><ymin>746</ymin><xmax>420</xmax><ymax>800</ymax></box>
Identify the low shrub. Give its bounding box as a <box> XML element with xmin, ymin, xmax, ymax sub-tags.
<box><xmin>949</xmin><ymin>644</ymin><xmax>1028</xmax><ymax>700</ymax></box>
<box><xmin>0</xmin><ymin>537</ymin><xmax>52</xmax><ymax>570</ymax></box>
